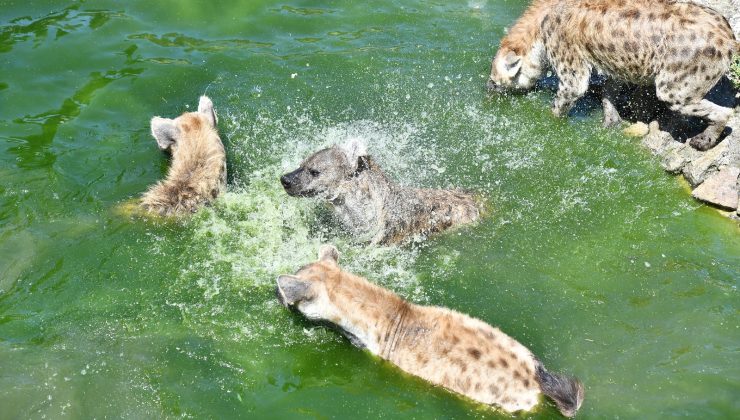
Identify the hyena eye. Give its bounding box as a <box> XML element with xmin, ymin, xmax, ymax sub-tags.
<box><xmin>308</xmin><ymin>168</ymin><xmax>320</xmax><ymax>177</ymax></box>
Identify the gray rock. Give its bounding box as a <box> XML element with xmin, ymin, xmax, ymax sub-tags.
<box><xmin>641</xmin><ymin>122</ymin><xmax>674</xmax><ymax>155</ymax></box>
<box><xmin>722</xmin><ymin>115</ymin><xmax>740</xmax><ymax>168</ymax></box>
<box><xmin>661</xmin><ymin>143</ymin><xmax>702</xmax><ymax>174</ymax></box>
<box><xmin>691</xmin><ymin>167</ymin><xmax>740</xmax><ymax>210</ymax></box>
<box><xmin>683</xmin><ymin>140</ymin><xmax>731</xmax><ymax>186</ymax></box>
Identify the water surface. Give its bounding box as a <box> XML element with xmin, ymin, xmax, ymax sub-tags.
<box><xmin>1</xmin><ymin>1</ymin><xmax>738</xmax><ymax>418</ymax></box>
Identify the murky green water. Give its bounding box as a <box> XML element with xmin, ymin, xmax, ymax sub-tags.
<box><xmin>1</xmin><ymin>1</ymin><xmax>738</xmax><ymax>418</ymax></box>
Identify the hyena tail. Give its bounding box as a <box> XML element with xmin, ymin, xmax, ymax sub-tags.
<box><xmin>535</xmin><ymin>363</ymin><xmax>584</xmax><ymax>418</ymax></box>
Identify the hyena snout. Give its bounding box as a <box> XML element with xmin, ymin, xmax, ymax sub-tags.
<box><xmin>280</xmin><ymin>169</ymin><xmax>313</xmax><ymax>197</ymax></box>
<box><xmin>280</xmin><ymin>171</ymin><xmax>297</xmax><ymax>189</ymax></box>
<box><xmin>486</xmin><ymin>78</ymin><xmax>505</xmax><ymax>93</ymax></box>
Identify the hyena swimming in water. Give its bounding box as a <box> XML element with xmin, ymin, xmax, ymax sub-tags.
<box><xmin>140</xmin><ymin>96</ymin><xmax>227</xmax><ymax>216</ymax></box>
<box><xmin>280</xmin><ymin>139</ymin><xmax>480</xmax><ymax>245</ymax></box>
<box><xmin>488</xmin><ymin>0</ymin><xmax>738</xmax><ymax>150</ymax></box>
<box><xmin>276</xmin><ymin>245</ymin><xmax>585</xmax><ymax>417</ymax></box>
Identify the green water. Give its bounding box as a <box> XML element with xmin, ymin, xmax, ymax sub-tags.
<box><xmin>1</xmin><ymin>0</ymin><xmax>738</xmax><ymax>418</ymax></box>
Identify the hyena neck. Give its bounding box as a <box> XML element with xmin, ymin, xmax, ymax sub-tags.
<box><xmin>167</xmin><ymin>127</ymin><xmax>224</xmax><ymax>188</ymax></box>
<box><xmin>502</xmin><ymin>0</ymin><xmax>554</xmax><ymax>56</ymax></box>
<box><xmin>331</xmin><ymin>165</ymin><xmax>395</xmax><ymax>240</ymax></box>
<box><xmin>331</xmin><ymin>273</ymin><xmax>413</xmax><ymax>357</ymax></box>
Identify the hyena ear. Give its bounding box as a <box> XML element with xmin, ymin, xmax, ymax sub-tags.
<box><xmin>198</xmin><ymin>95</ymin><xmax>218</xmax><ymax>127</ymax></box>
<box><xmin>498</xmin><ymin>51</ymin><xmax>522</xmax><ymax>78</ymax></box>
<box><xmin>276</xmin><ymin>275</ymin><xmax>313</xmax><ymax>305</ymax></box>
<box><xmin>355</xmin><ymin>155</ymin><xmax>370</xmax><ymax>175</ymax></box>
<box><xmin>150</xmin><ymin>117</ymin><xmax>180</xmax><ymax>151</ymax></box>
<box><xmin>340</xmin><ymin>137</ymin><xmax>368</xmax><ymax>172</ymax></box>
<box><xmin>318</xmin><ymin>244</ymin><xmax>340</xmax><ymax>264</ymax></box>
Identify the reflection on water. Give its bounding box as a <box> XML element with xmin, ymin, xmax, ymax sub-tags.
<box><xmin>0</xmin><ymin>5</ymin><xmax>121</xmax><ymax>54</ymax></box>
<box><xmin>0</xmin><ymin>0</ymin><xmax>738</xmax><ymax>418</ymax></box>
<box><xmin>128</xmin><ymin>32</ymin><xmax>274</xmax><ymax>52</ymax></box>
<box><xmin>9</xmin><ymin>67</ymin><xmax>143</xmax><ymax>168</ymax></box>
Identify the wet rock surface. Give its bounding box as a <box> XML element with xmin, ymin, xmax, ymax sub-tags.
<box><xmin>692</xmin><ymin>167</ymin><xmax>740</xmax><ymax>210</ymax></box>
<box><xmin>617</xmin><ymin>0</ymin><xmax>740</xmax><ymax>219</ymax></box>
<box><xmin>625</xmin><ymin>93</ymin><xmax>739</xmax><ymax>216</ymax></box>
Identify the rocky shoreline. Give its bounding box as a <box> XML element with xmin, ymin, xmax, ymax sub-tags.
<box><xmin>622</xmin><ymin>0</ymin><xmax>740</xmax><ymax>220</ymax></box>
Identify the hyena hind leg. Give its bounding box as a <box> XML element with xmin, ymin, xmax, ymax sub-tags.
<box><xmin>668</xmin><ymin>99</ymin><xmax>733</xmax><ymax>151</ymax></box>
<box><xmin>551</xmin><ymin>65</ymin><xmax>591</xmax><ymax>117</ymax></box>
<box><xmin>656</xmin><ymin>70</ymin><xmax>733</xmax><ymax>151</ymax></box>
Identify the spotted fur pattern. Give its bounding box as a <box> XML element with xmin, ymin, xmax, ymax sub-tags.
<box><xmin>276</xmin><ymin>245</ymin><xmax>585</xmax><ymax>417</ymax></box>
<box><xmin>488</xmin><ymin>0</ymin><xmax>739</xmax><ymax>150</ymax></box>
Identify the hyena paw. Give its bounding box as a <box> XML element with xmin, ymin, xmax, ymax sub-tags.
<box><xmin>688</xmin><ymin>132</ymin><xmax>718</xmax><ymax>151</ymax></box>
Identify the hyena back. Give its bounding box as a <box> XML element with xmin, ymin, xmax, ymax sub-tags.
<box><xmin>140</xmin><ymin>96</ymin><xmax>227</xmax><ymax>216</ymax></box>
<box><xmin>276</xmin><ymin>245</ymin><xmax>584</xmax><ymax>417</ymax></box>
<box><xmin>489</xmin><ymin>0</ymin><xmax>739</xmax><ymax>150</ymax></box>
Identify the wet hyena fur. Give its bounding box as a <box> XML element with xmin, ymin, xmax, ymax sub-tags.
<box><xmin>140</xmin><ymin>96</ymin><xmax>227</xmax><ymax>216</ymax></box>
<box><xmin>280</xmin><ymin>139</ymin><xmax>480</xmax><ymax>245</ymax></box>
<box><xmin>488</xmin><ymin>0</ymin><xmax>739</xmax><ymax>151</ymax></box>
<box><xmin>276</xmin><ymin>245</ymin><xmax>585</xmax><ymax>417</ymax></box>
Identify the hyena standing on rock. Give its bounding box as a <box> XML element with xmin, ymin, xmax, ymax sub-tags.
<box><xmin>280</xmin><ymin>139</ymin><xmax>480</xmax><ymax>245</ymax></box>
<box><xmin>140</xmin><ymin>96</ymin><xmax>227</xmax><ymax>216</ymax></box>
<box><xmin>488</xmin><ymin>0</ymin><xmax>739</xmax><ymax>150</ymax></box>
<box><xmin>277</xmin><ymin>245</ymin><xmax>585</xmax><ymax>417</ymax></box>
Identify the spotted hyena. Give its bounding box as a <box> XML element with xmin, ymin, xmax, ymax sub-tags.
<box><xmin>141</xmin><ymin>96</ymin><xmax>227</xmax><ymax>216</ymax></box>
<box><xmin>280</xmin><ymin>139</ymin><xmax>480</xmax><ymax>245</ymax></box>
<box><xmin>276</xmin><ymin>245</ymin><xmax>585</xmax><ymax>416</ymax></box>
<box><xmin>487</xmin><ymin>0</ymin><xmax>739</xmax><ymax>150</ymax></box>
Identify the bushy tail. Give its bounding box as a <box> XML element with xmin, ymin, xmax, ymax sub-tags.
<box><xmin>535</xmin><ymin>363</ymin><xmax>585</xmax><ymax>417</ymax></box>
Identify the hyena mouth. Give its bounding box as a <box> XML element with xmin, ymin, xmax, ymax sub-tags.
<box><xmin>486</xmin><ymin>79</ymin><xmax>499</xmax><ymax>92</ymax></box>
<box><xmin>284</xmin><ymin>187</ymin><xmax>319</xmax><ymax>198</ymax></box>
<box><xmin>486</xmin><ymin>79</ymin><xmax>508</xmax><ymax>93</ymax></box>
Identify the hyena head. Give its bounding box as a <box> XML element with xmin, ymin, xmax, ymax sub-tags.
<box><xmin>487</xmin><ymin>42</ymin><xmax>545</xmax><ymax>93</ymax></box>
<box><xmin>150</xmin><ymin>95</ymin><xmax>218</xmax><ymax>154</ymax></box>
<box><xmin>276</xmin><ymin>245</ymin><xmax>344</xmax><ymax>321</ymax></box>
<box><xmin>487</xmin><ymin>0</ymin><xmax>550</xmax><ymax>92</ymax></box>
<box><xmin>280</xmin><ymin>138</ymin><xmax>368</xmax><ymax>198</ymax></box>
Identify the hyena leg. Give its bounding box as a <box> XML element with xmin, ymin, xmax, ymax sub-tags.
<box><xmin>681</xmin><ymin>100</ymin><xmax>733</xmax><ymax>150</ymax></box>
<box><xmin>551</xmin><ymin>64</ymin><xmax>590</xmax><ymax>117</ymax></box>
<box><xmin>656</xmin><ymin>72</ymin><xmax>732</xmax><ymax>151</ymax></box>
<box><xmin>601</xmin><ymin>78</ymin><xmax>623</xmax><ymax>127</ymax></box>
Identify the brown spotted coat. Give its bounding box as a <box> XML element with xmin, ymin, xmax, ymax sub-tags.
<box><xmin>489</xmin><ymin>0</ymin><xmax>739</xmax><ymax>150</ymax></box>
<box><xmin>276</xmin><ymin>246</ymin><xmax>584</xmax><ymax>416</ymax></box>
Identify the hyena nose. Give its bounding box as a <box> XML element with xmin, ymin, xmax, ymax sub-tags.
<box><xmin>280</xmin><ymin>174</ymin><xmax>292</xmax><ymax>189</ymax></box>
<box><xmin>486</xmin><ymin>78</ymin><xmax>497</xmax><ymax>92</ymax></box>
